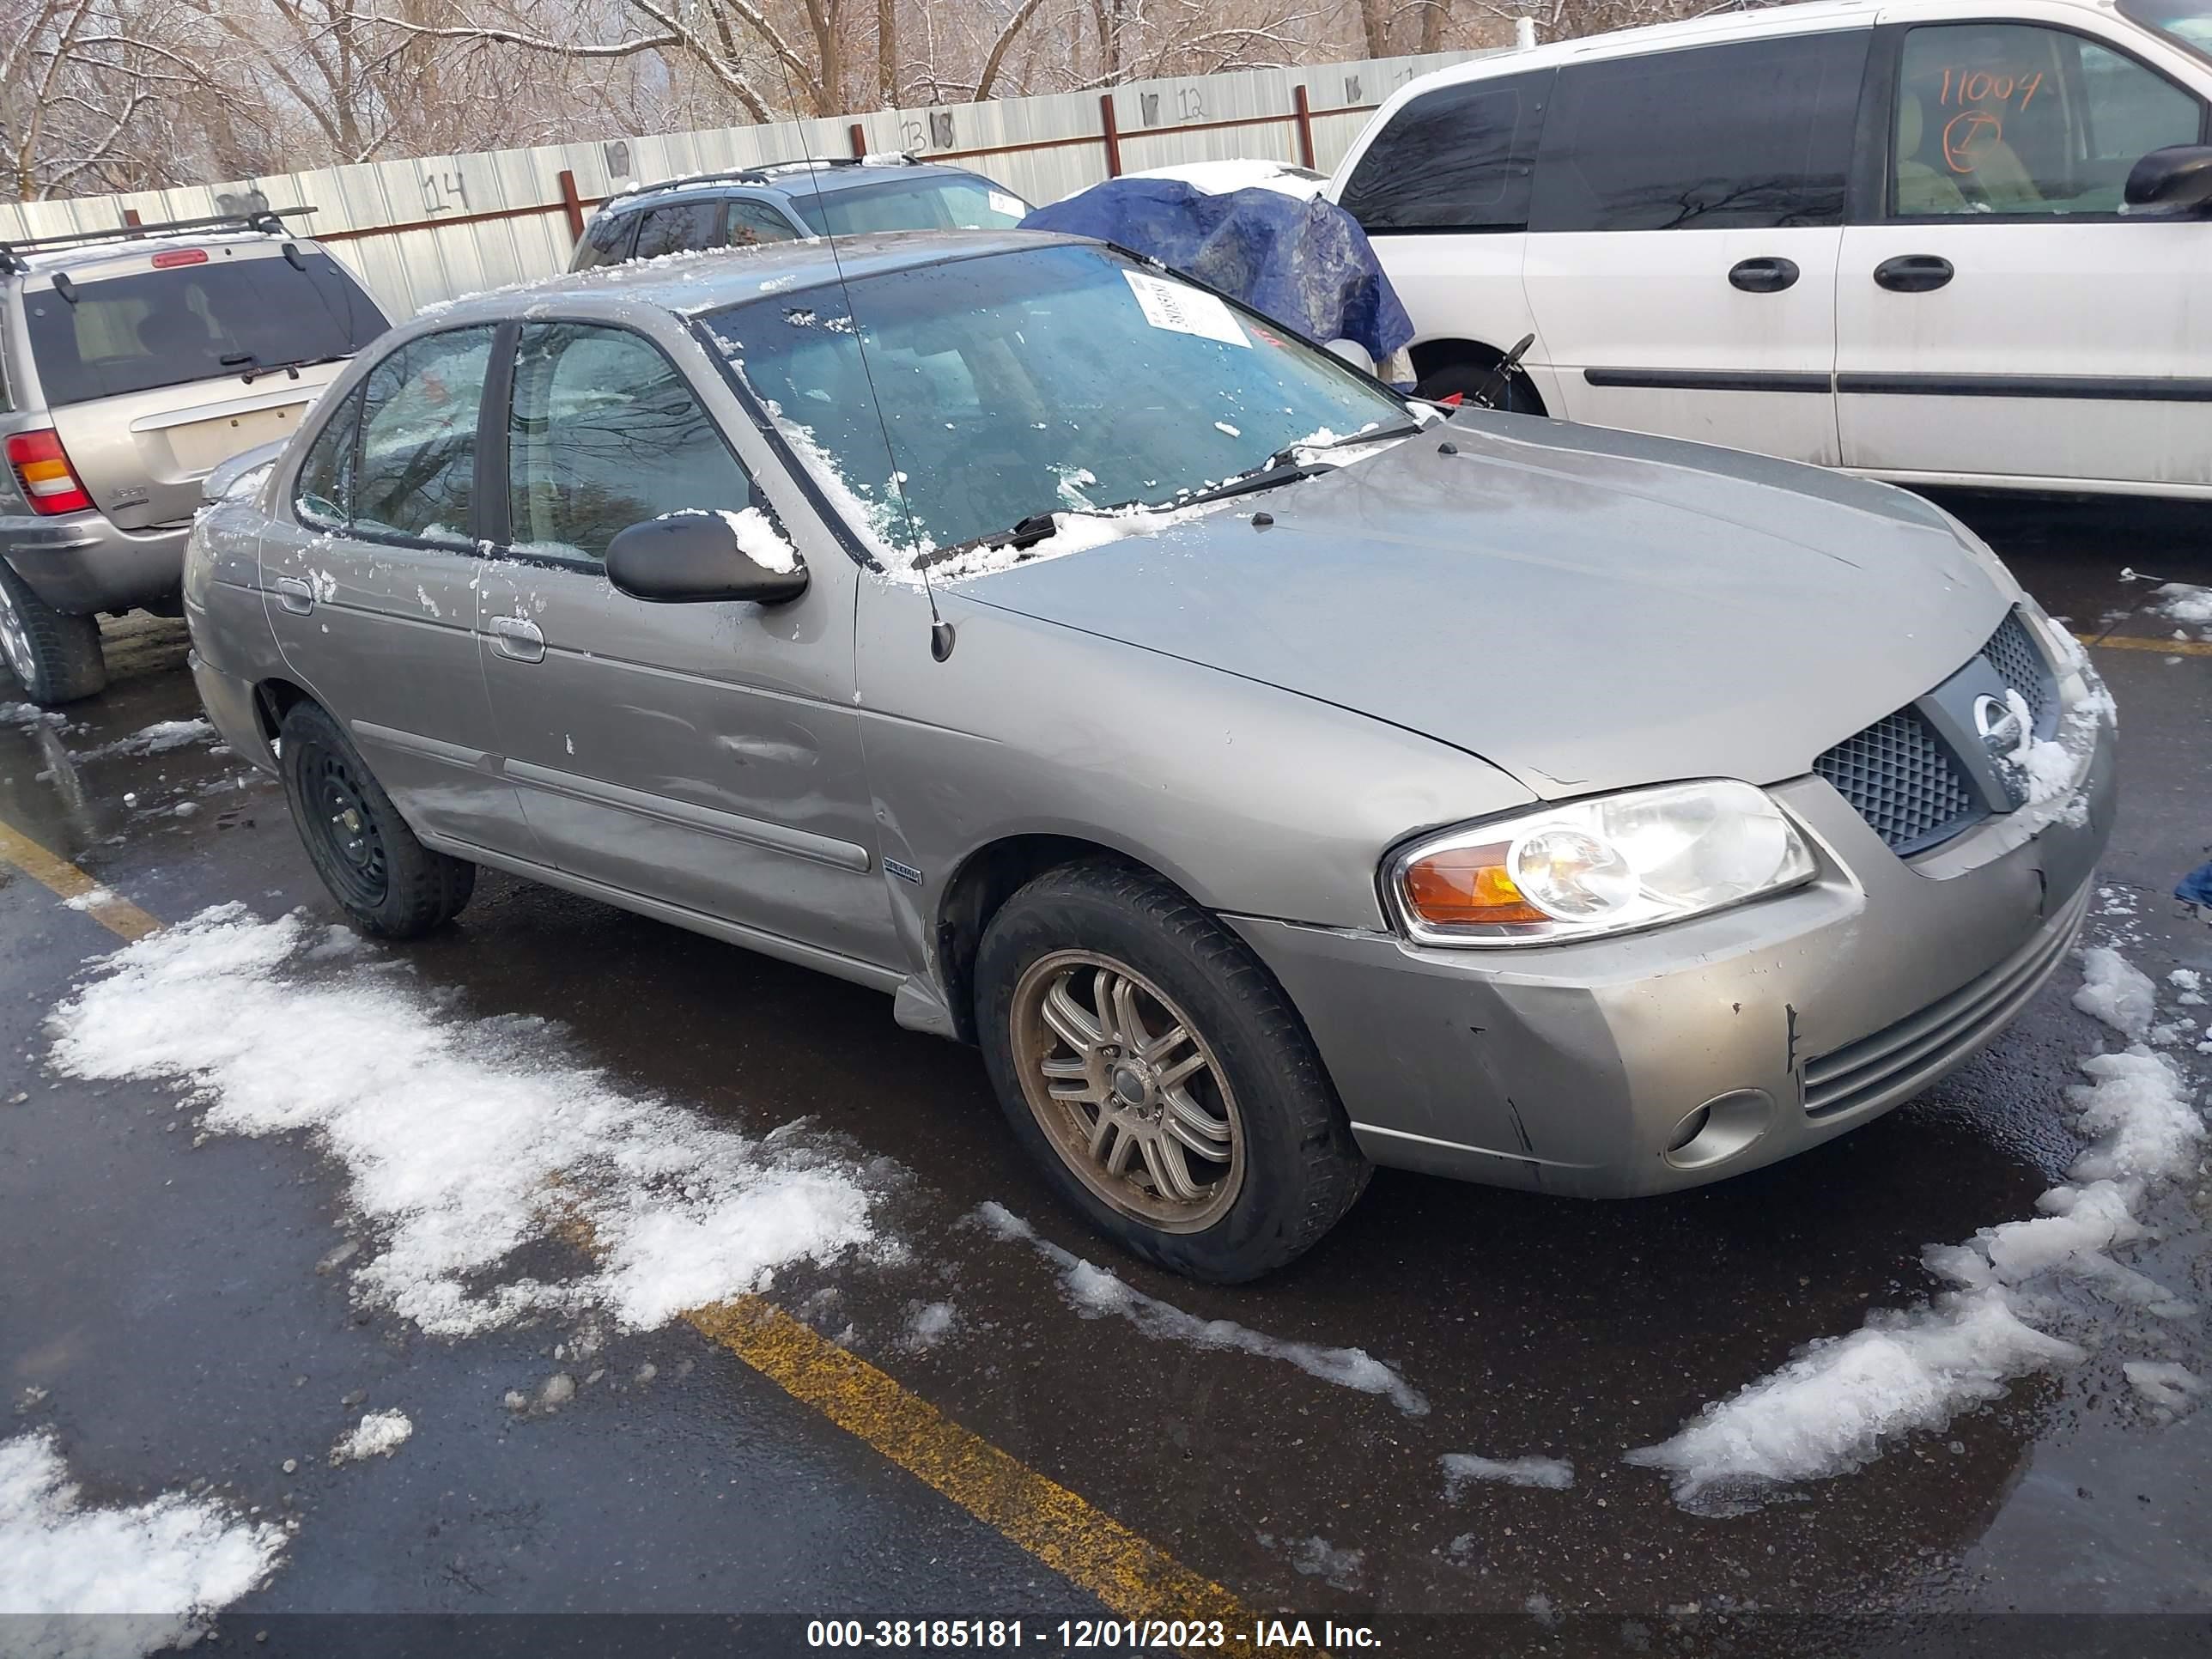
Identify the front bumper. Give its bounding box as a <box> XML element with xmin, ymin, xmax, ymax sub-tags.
<box><xmin>1231</xmin><ymin>720</ymin><xmax>2115</xmax><ymax>1199</ymax></box>
<box><xmin>0</xmin><ymin>511</ymin><xmax>187</xmax><ymax>614</ymax></box>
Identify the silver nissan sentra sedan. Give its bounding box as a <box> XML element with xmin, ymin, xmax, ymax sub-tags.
<box><xmin>184</xmin><ymin>230</ymin><xmax>2117</xmax><ymax>1283</ymax></box>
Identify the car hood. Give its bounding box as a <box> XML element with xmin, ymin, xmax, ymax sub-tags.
<box><xmin>954</xmin><ymin>415</ymin><xmax>2012</xmax><ymax>798</ymax></box>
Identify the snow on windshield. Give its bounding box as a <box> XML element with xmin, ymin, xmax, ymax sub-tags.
<box><xmin>706</xmin><ymin>243</ymin><xmax>1415</xmax><ymax>580</ymax></box>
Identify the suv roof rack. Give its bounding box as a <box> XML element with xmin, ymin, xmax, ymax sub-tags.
<box><xmin>618</xmin><ymin>153</ymin><xmax>925</xmax><ymax>201</ymax></box>
<box><xmin>0</xmin><ymin>206</ymin><xmax>316</xmax><ymax>275</ymax></box>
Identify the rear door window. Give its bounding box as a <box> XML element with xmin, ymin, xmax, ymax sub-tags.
<box><xmin>351</xmin><ymin>326</ymin><xmax>497</xmax><ymax>547</ymax></box>
<box><xmin>572</xmin><ymin>210</ymin><xmax>641</xmax><ymax>270</ymax></box>
<box><xmin>504</xmin><ymin>323</ymin><xmax>752</xmax><ymax>562</ymax></box>
<box><xmin>22</xmin><ymin>249</ymin><xmax>386</xmax><ymax>406</ymax></box>
<box><xmin>1529</xmin><ymin>31</ymin><xmax>1869</xmax><ymax>231</ymax></box>
<box><xmin>1338</xmin><ymin>70</ymin><xmax>1553</xmax><ymax>231</ymax></box>
<box><xmin>725</xmin><ymin>200</ymin><xmax>805</xmax><ymax>246</ymax></box>
<box><xmin>631</xmin><ymin>200</ymin><xmax>721</xmax><ymax>260</ymax></box>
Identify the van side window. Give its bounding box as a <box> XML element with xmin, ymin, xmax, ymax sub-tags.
<box><xmin>1337</xmin><ymin>71</ymin><xmax>1553</xmax><ymax>232</ymax></box>
<box><xmin>1893</xmin><ymin>24</ymin><xmax>2203</xmax><ymax>216</ymax></box>
<box><xmin>1530</xmin><ymin>31</ymin><xmax>1869</xmax><ymax>232</ymax></box>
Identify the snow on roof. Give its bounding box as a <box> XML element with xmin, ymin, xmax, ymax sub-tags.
<box><xmin>1122</xmin><ymin>160</ymin><xmax>1328</xmax><ymax>199</ymax></box>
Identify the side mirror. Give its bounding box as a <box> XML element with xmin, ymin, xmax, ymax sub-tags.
<box><xmin>2125</xmin><ymin>144</ymin><xmax>2212</xmax><ymax>213</ymax></box>
<box><xmin>605</xmin><ymin>510</ymin><xmax>808</xmax><ymax>605</ymax></box>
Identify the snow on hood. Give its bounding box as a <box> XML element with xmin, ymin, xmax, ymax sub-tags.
<box><xmin>953</xmin><ymin>413</ymin><xmax>2010</xmax><ymax>797</ymax></box>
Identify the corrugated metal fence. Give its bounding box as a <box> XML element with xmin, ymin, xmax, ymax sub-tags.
<box><xmin>0</xmin><ymin>50</ymin><xmax>1491</xmax><ymax>318</ymax></box>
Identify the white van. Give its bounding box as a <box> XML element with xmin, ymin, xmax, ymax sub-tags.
<box><xmin>1328</xmin><ymin>0</ymin><xmax>2212</xmax><ymax>497</ymax></box>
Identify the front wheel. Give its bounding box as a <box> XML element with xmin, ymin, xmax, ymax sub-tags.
<box><xmin>277</xmin><ymin>700</ymin><xmax>475</xmax><ymax>938</ymax></box>
<box><xmin>0</xmin><ymin>561</ymin><xmax>106</xmax><ymax>704</ymax></box>
<box><xmin>975</xmin><ymin>860</ymin><xmax>1370</xmax><ymax>1282</ymax></box>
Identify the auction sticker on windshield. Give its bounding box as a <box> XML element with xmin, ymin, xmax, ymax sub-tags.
<box><xmin>1121</xmin><ymin>269</ymin><xmax>1249</xmax><ymax>348</ymax></box>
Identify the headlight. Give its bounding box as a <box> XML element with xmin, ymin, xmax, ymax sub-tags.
<box><xmin>1386</xmin><ymin>780</ymin><xmax>1816</xmax><ymax>946</ymax></box>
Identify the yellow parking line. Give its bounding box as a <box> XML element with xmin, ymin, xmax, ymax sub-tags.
<box><xmin>0</xmin><ymin>817</ymin><xmax>161</xmax><ymax>940</ymax></box>
<box><xmin>0</xmin><ymin>808</ymin><xmax>1279</xmax><ymax>1654</ymax></box>
<box><xmin>688</xmin><ymin>1297</ymin><xmax>1275</xmax><ymax>1650</ymax></box>
<box><xmin>2081</xmin><ymin>631</ymin><xmax>2212</xmax><ymax>658</ymax></box>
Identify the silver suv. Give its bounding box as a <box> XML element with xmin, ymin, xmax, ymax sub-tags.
<box><xmin>0</xmin><ymin>210</ymin><xmax>387</xmax><ymax>702</ymax></box>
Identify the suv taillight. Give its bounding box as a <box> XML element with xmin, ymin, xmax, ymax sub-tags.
<box><xmin>6</xmin><ymin>429</ymin><xmax>93</xmax><ymax>515</ymax></box>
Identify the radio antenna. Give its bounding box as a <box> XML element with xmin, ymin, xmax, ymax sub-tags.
<box><xmin>760</xmin><ymin>67</ymin><xmax>954</xmax><ymax>661</ymax></box>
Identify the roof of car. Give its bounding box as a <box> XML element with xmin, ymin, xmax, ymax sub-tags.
<box><xmin>416</xmin><ymin>228</ymin><xmax>1088</xmax><ymax>326</ymax></box>
<box><xmin>1373</xmin><ymin>0</ymin><xmax>2109</xmax><ymax>102</ymax></box>
<box><xmin>3</xmin><ymin>227</ymin><xmax>313</xmax><ymax>278</ymax></box>
<box><xmin>610</xmin><ymin>159</ymin><xmax>985</xmax><ymax>212</ymax></box>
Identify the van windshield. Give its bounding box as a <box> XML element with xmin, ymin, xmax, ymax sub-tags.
<box><xmin>2121</xmin><ymin>0</ymin><xmax>2212</xmax><ymax>60</ymax></box>
<box><xmin>24</xmin><ymin>249</ymin><xmax>386</xmax><ymax>406</ymax></box>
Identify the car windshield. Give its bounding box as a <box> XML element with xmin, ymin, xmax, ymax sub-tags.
<box><xmin>705</xmin><ymin>243</ymin><xmax>1412</xmax><ymax>564</ymax></box>
<box><xmin>2122</xmin><ymin>0</ymin><xmax>2212</xmax><ymax>58</ymax></box>
<box><xmin>787</xmin><ymin>177</ymin><xmax>1030</xmax><ymax>236</ymax></box>
<box><xmin>22</xmin><ymin>249</ymin><xmax>384</xmax><ymax>406</ymax></box>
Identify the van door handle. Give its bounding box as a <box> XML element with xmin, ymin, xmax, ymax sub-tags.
<box><xmin>272</xmin><ymin>577</ymin><xmax>314</xmax><ymax>615</ymax></box>
<box><xmin>1874</xmin><ymin>254</ymin><xmax>1954</xmax><ymax>293</ymax></box>
<box><xmin>488</xmin><ymin>615</ymin><xmax>545</xmax><ymax>663</ymax></box>
<box><xmin>1728</xmin><ymin>256</ymin><xmax>1800</xmax><ymax>293</ymax></box>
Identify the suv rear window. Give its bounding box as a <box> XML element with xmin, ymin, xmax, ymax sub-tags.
<box><xmin>23</xmin><ymin>249</ymin><xmax>386</xmax><ymax>407</ymax></box>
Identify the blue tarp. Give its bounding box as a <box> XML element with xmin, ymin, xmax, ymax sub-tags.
<box><xmin>1020</xmin><ymin>179</ymin><xmax>1414</xmax><ymax>368</ymax></box>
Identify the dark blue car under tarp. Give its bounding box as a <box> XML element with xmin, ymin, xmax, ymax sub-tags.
<box><xmin>1020</xmin><ymin>178</ymin><xmax>1414</xmax><ymax>379</ymax></box>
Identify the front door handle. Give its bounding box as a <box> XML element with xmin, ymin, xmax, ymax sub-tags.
<box><xmin>1728</xmin><ymin>256</ymin><xmax>1800</xmax><ymax>294</ymax></box>
<box><xmin>1873</xmin><ymin>254</ymin><xmax>1954</xmax><ymax>293</ymax></box>
<box><xmin>272</xmin><ymin>576</ymin><xmax>314</xmax><ymax>615</ymax></box>
<box><xmin>488</xmin><ymin>615</ymin><xmax>545</xmax><ymax>663</ymax></box>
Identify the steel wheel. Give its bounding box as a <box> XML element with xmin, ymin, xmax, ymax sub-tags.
<box><xmin>0</xmin><ymin>579</ymin><xmax>36</xmax><ymax>685</ymax></box>
<box><xmin>1009</xmin><ymin>949</ymin><xmax>1244</xmax><ymax>1232</ymax></box>
<box><xmin>302</xmin><ymin>741</ymin><xmax>389</xmax><ymax>909</ymax></box>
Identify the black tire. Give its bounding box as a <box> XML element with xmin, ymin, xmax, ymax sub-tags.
<box><xmin>0</xmin><ymin>560</ymin><xmax>106</xmax><ymax>704</ymax></box>
<box><xmin>975</xmin><ymin>859</ymin><xmax>1370</xmax><ymax>1283</ymax></box>
<box><xmin>277</xmin><ymin>700</ymin><xmax>475</xmax><ymax>938</ymax></box>
<box><xmin>1415</xmin><ymin>356</ymin><xmax>1545</xmax><ymax>416</ymax></box>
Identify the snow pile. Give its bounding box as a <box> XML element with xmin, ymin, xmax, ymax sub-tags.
<box><xmin>1124</xmin><ymin>160</ymin><xmax>1328</xmax><ymax>198</ymax></box>
<box><xmin>92</xmin><ymin>719</ymin><xmax>215</xmax><ymax>758</ymax></box>
<box><xmin>2153</xmin><ymin>582</ymin><xmax>2212</xmax><ymax>626</ymax></box>
<box><xmin>1440</xmin><ymin>1452</ymin><xmax>1575</xmax><ymax>1494</ymax></box>
<box><xmin>63</xmin><ymin>888</ymin><xmax>118</xmax><ymax>913</ymax></box>
<box><xmin>1630</xmin><ymin>941</ymin><xmax>2202</xmax><ymax>1512</ymax></box>
<box><xmin>330</xmin><ymin>1410</ymin><xmax>412</xmax><ymax>1465</ymax></box>
<box><xmin>905</xmin><ymin>1301</ymin><xmax>957</xmax><ymax>1349</ymax></box>
<box><xmin>46</xmin><ymin>906</ymin><xmax>880</xmax><ymax>1337</ymax></box>
<box><xmin>652</xmin><ymin>507</ymin><xmax>800</xmax><ymax>574</ymax></box>
<box><xmin>0</xmin><ymin>1429</ymin><xmax>283</xmax><ymax>1657</ymax></box>
<box><xmin>2124</xmin><ymin>1361</ymin><xmax>2203</xmax><ymax>1416</ymax></box>
<box><xmin>1</xmin><ymin>702</ymin><xmax>67</xmax><ymax>729</ymax></box>
<box><xmin>974</xmin><ymin>1201</ymin><xmax>1426</xmax><ymax>1415</ymax></box>
<box><xmin>928</xmin><ymin>504</ymin><xmax>1197</xmax><ymax>582</ymax></box>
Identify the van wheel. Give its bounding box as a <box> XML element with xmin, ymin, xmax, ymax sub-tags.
<box><xmin>0</xmin><ymin>562</ymin><xmax>106</xmax><ymax>704</ymax></box>
<box><xmin>277</xmin><ymin>700</ymin><xmax>474</xmax><ymax>938</ymax></box>
<box><xmin>975</xmin><ymin>860</ymin><xmax>1370</xmax><ymax>1283</ymax></box>
<box><xmin>1416</xmin><ymin>356</ymin><xmax>1546</xmax><ymax>416</ymax></box>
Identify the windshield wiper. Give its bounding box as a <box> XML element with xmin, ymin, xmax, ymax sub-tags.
<box><xmin>1170</xmin><ymin>459</ymin><xmax>1336</xmax><ymax>510</ymax></box>
<box><xmin>1261</xmin><ymin>418</ymin><xmax>1427</xmax><ymax>471</ymax></box>
<box><xmin>229</xmin><ymin>352</ymin><xmax>347</xmax><ymax>385</ymax></box>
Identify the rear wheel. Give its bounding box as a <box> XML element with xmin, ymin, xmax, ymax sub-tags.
<box><xmin>975</xmin><ymin>860</ymin><xmax>1370</xmax><ymax>1282</ymax></box>
<box><xmin>0</xmin><ymin>562</ymin><xmax>106</xmax><ymax>704</ymax></box>
<box><xmin>277</xmin><ymin>700</ymin><xmax>475</xmax><ymax>938</ymax></box>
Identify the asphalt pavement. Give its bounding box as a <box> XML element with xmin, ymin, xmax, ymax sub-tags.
<box><xmin>1</xmin><ymin>493</ymin><xmax>2208</xmax><ymax>1659</ymax></box>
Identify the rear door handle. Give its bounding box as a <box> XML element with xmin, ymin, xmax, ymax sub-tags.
<box><xmin>488</xmin><ymin>615</ymin><xmax>545</xmax><ymax>663</ymax></box>
<box><xmin>1873</xmin><ymin>254</ymin><xmax>1954</xmax><ymax>293</ymax></box>
<box><xmin>1728</xmin><ymin>256</ymin><xmax>1800</xmax><ymax>294</ymax></box>
<box><xmin>272</xmin><ymin>577</ymin><xmax>314</xmax><ymax>615</ymax></box>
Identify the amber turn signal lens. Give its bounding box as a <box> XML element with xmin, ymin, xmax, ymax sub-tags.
<box><xmin>1401</xmin><ymin>842</ymin><xmax>1551</xmax><ymax>927</ymax></box>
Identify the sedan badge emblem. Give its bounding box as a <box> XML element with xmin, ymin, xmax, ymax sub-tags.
<box><xmin>1972</xmin><ymin>692</ymin><xmax>2025</xmax><ymax>754</ymax></box>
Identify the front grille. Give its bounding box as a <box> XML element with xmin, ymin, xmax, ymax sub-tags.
<box><xmin>1980</xmin><ymin>611</ymin><xmax>2054</xmax><ymax>733</ymax></box>
<box><xmin>1802</xmin><ymin>881</ymin><xmax>2088</xmax><ymax>1118</ymax></box>
<box><xmin>1814</xmin><ymin>707</ymin><xmax>1980</xmax><ymax>856</ymax></box>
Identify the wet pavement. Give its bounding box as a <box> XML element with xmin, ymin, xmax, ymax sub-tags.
<box><xmin>2</xmin><ymin>496</ymin><xmax>2209</xmax><ymax>1658</ymax></box>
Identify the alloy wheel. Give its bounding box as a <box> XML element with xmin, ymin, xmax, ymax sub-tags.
<box><xmin>0</xmin><ymin>581</ymin><xmax>34</xmax><ymax>685</ymax></box>
<box><xmin>1008</xmin><ymin>950</ymin><xmax>1244</xmax><ymax>1231</ymax></box>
